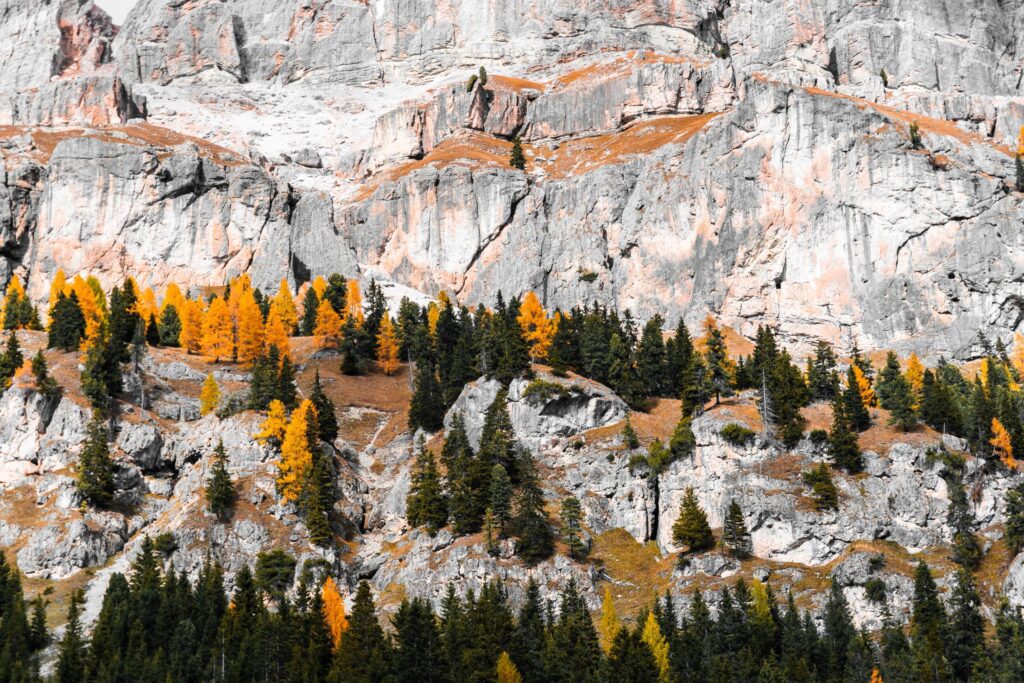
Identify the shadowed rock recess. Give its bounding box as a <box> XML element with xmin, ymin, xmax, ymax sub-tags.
<box><xmin>2</xmin><ymin>0</ymin><xmax>1024</xmax><ymax>671</ymax></box>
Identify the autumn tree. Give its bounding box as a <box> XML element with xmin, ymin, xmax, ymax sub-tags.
<box><xmin>313</xmin><ymin>298</ymin><xmax>342</xmax><ymax>350</ymax></box>
<box><xmin>264</xmin><ymin>307</ymin><xmax>291</xmax><ymax>358</ymax></box>
<box><xmin>322</xmin><ymin>576</ymin><xmax>348</xmax><ymax>649</ymax></box>
<box><xmin>992</xmin><ymin>417</ymin><xmax>1017</xmax><ymax>470</ymax></box>
<box><xmin>200</xmin><ymin>374</ymin><xmax>221</xmax><ymax>416</ymax></box>
<box><xmin>235</xmin><ymin>290</ymin><xmax>265</xmax><ymax>365</ymax></box>
<box><xmin>270</xmin><ymin>279</ymin><xmax>298</xmax><ymax>333</ymax></box>
<box><xmin>255</xmin><ymin>399</ymin><xmax>288</xmax><ymax>448</ymax></box>
<box><xmin>277</xmin><ymin>400</ymin><xmax>314</xmax><ymax>502</ymax></box>
<box><xmin>517</xmin><ymin>291</ymin><xmax>554</xmax><ymax>362</ymax></box>
<box><xmin>179</xmin><ymin>299</ymin><xmax>205</xmax><ymax>355</ymax></box>
<box><xmin>376</xmin><ymin>316</ymin><xmax>399</xmax><ymax>375</ymax></box>
<box><xmin>344</xmin><ymin>279</ymin><xmax>364</xmax><ymax>326</ymax></box>
<box><xmin>202</xmin><ymin>297</ymin><xmax>233</xmax><ymax>362</ymax></box>
<box><xmin>905</xmin><ymin>353</ymin><xmax>925</xmax><ymax>395</ymax></box>
<box><xmin>641</xmin><ymin>611</ymin><xmax>671</xmax><ymax>683</ymax></box>
<box><xmin>497</xmin><ymin>652</ymin><xmax>522</xmax><ymax>683</ymax></box>
<box><xmin>599</xmin><ymin>587</ymin><xmax>622</xmax><ymax>654</ymax></box>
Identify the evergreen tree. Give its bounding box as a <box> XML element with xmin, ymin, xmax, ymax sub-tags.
<box><xmin>607</xmin><ymin>628</ymin><xmax>660</xmax><ymax>682</ymax></box>
<box><xmin>607</xmin><ymin>332</ymin><xmax>645</xmax><ymax>409</ymax></box>
<box><xmin>30</xmin><ymin>350</ymin><xmax>58</xmax><ymax>400</ymax></box>
<box><xmin>802</xmin><ymin>463</ymin><xmax>839</xmax><ymax>511</ymax></box>
<box><xmin>206</xmin><ymin>440</ymin><xmax>235</xmax><ymax>521</ymax></box>
<box><xmin>80</xmin><ymin>325</ymin><xmax>123</xmax><ymax>408</ymax></box>
<box><xmin>947</xmin><ymin>567</ymin><xmax>983</xmax><ymax>682</ymax></box>
<box><xmin>703</xmin><ymin>318</ymin><xmax>733</xmax><ymax>405</ymax></box>
<box><xmin>332</xmin><ymin>582</ymin><xmax>393</xmax><ymax>682</ymax></box>
<box><xmin>672</xmin><ymin>487</ymin><xmax>714</xmax><ymax>554</ymax></box>
<box><xmin>300</xmin><ymin>287</ymin><xmax>320</xmax><ymax>336</ymax></box>
<box><xmin>276</xmin><ymin>354</ymin><xmax>298</xmax><ymax>410</ymax></box>
<box><xmin>544</xmin><ymin>580</ymin><xmax>602</xmax><ymax>682</ymax></box>
<box><xmin>0</xmin><ymin>332</ymin><xmax>23</xmax><ymax>389</ymax></box>
<box><xmin>722</xmin><ymin>500</ymin><xmax>752</xmax><ymax>558</ymax></box>
<box><xmin>489</xmin><ymin>464</ymin><xmax>513</xmax><ymax>536</ymax></box>
<box><xmin>77</xmin><ymin>411</ymin><xmax>115</xmax><ymax>507</ymax></box>
<box><xmin>637</xmin><ymin>315</ymin><xmax>668</xmax><ymax>396</ymax></box>
<box><xmin>409</xmin><ymin>358</ymin><xmax>445</xmax><ymax>432</ymax></box>
<box><xmin>1016</xmin><ymin>153</ymin><xmax>1024</xmax><ymax>193</ymax></box>
<box><xmin>910</xmin><ymin>561</ymin><xmax>951</xmax><ymax>682</ymax></box>
<box><xmin>547</xmin><ymin>313</ymin><xmax>576</xmax><ymax>377</ymax></box>
<box><xmin>886</xmin><ymin>373</ymin><xmax>918</xmax><ymax>431</ymax></box>
<box><xmin>1006</xmin><ymin>481</ymin><xmax>1024</xmax><ymax>555</ymax></box>
<box><xmin>559</xmin><ymin>496</ymin><xmax>587</xmax><ymax>560</ymax></box>
<box><xmin>393</xmin><ymin>597</ymin><xmax>444</xmax><ymax>682</ymax></box>
<box><xmin>108</xmin><ymin>283</ymin><xmax>143</xmax><ymax>362</ymax></box>
<box><xmin>48</xmin><ymin>291</ymin><xmax>87</xmax><ymax>351</ymax></box>
<box><xmin>158</xmin><ymin>303</ymin><xmax>181</xmax><ymax>347</ymax></box>
<box><xmin>875</xmin><ymin>352</ymin><xmax>903</xmax><ymax>408</ymax></box>
<box><xmin>622</xmin><ymin>416</ymin><xmax>640</xmax><ymax>449</ymax></box>
<box><xmin>807</xmin><ymin>341</ymin><xmax>841</xmax><ymax>402</ymax></box>
<box><xmin>828</xmin><ymin>398</ymin><xmax>863</xmax><ymax>473</ymax></box>
<box><xmin>509</xmin><ymin>137</ymin><xmax>526</xmax><ymax>170</ymax></box>
<box><xmin>513</xmin><ymin>456</ymin><xmax>554</xmax><ymax>565</ymax></box>
<box><xmin>843</xmin><ymin>365</ymin><xmax>871</xmax><ymax>431</ymax></box>
<box><xmin>406</xmin><ymin>438</ymin><xmax>448</xmax><ymax>535</ymax></box>
<box><xmin>55</xmin><ymin>590</ymin><xmax>86</xmax><ymax>683</ymax></box>
<box><xmin>309</xmin><ymin>369</ymin><xmax>339</xmax><ymax>443</ymax></box>
<box><xmin>822</xmin><ymin>582</ymin><xmax>855</xmax><ymax>677</ymax></box>
<box><xmin>947</xmin><ymin>476</ymin><xmax>981</xmax><ymax>570</ymax></box>
<box><xmin>145</xmin><ymin>312</ymin><xmax>160</xmax><ymax>346</ymax></box>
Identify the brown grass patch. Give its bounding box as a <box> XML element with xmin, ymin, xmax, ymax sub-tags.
<box><xmin>591</xmin><ymin>528</ymin><xmax>676</xmax><ymax>617</ymax></box>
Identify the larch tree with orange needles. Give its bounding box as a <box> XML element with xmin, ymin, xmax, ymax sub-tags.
<box><xmin>376</xmin><ymin>316</ymin><xmax>399</xmax><ymax>375</ymax></box>
<box><xmin>870</xmin><ymin>669</ymin><xmax>883</xmax><ymax>683</ymax></box>
<box><xmin>72</xmin><ymin>276</ymin><xmax>104</xmax><ymax>348</ymax></box>
<box><xmin>905</xmin><ymin>352</ymin><xmax>925</xmax><ymax>395</ymax></box>
<box><xmin>179</xmin><ymin>298</ymin><xmax>205</xmax><ymax>355</ymax></box>
<box><xmin>200</xmin><ymin>374</ymin><xmax>221</xmax><ymax>416</ymax></box>
<box><xmin>235</xmin><ymin>290</ymin><xmax>265</xmax><ymax>366</ymax></box>
<box><xmin>322</xmin><ymin>576</ymin><xmax>348</xmax><ymax>648</ymax></box>
<box><xmin>992</xmin><ymin>418</ymin><xmax>1017</xmax><ymax>470</ymax></box>
<box><xmin>270</xmin><ymin>279</ymin><xmax>298</xmax><ymax>333</ymax></box>
<box><xmin>265</xmin><ymin>307</ymin><xmax>291</xmax><ymax>358</ymax></box>
<box><xmin>48</xmin><ymin>269</ymin><xmax>67</xmax><ymax>317</ymax></box>
<box><xmin>313</xmin><ymin>298</ymin><xmax>342</xmax><ymax>350</ymax></box>
<box><xmin>516</xmin><ymin>291</ymin><xmax>554</xmax><ymax>362</ymax></box>
<box><xmin>345</xmin><ymin>279</ymin><xmax>364</xmax><ymax>325</ymax></box>
<box><xmin>254</xmin><ymin>400</ymin><xmax>288</xmax><ymax>448</ymax></box>
<box><xmin>277</xmin><ymin>400</ymin><xmax>314</xmax><ymax>502</ymax></box>
<box><xmin>426</xmin><ymin>302</ymin><xmax>440</xmax><ymax>335</ymax></box>
<box><xmin>1013</xmin><ymin>332</ymin><xmax>1024</xmax><ymax>379</ymax></box>
<box><xmin>162</xmin><ymin>283</ymin><xmax>185</xmax><ymax>315</ymax></box>
<box><xmin>853</xmin><ymin>365</ymin><xmax>875</xmax><ymax>407</ymax></box>
<box><xmin>311</xmin><ymin>275</ymin><xmax>327</xmax><ymax>299</ymax></box>
<box><xmin>202</xmin><ymin>297</ymin><xmax>234</xmax><ymax>363</ymax></box>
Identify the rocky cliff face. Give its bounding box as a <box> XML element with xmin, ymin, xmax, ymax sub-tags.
<box><xmin>0</xmin><ymin>0</ymin><xmax>1021</xmax><ymax>358</ymax></box>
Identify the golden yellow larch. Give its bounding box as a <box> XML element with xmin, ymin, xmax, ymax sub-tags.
<box><xmin>179</xmin><ymin>299</ymin><xmax>205</xmax><ymax>355</ymax></box>
<box><xmin>264</xmin><ymin>307</ymin><xmax>291</xmax><ymax>358</ymax></box>
<box><xmin>321</xmin><ymin>576</ymin><xmax>348</xmax><ymax>648</ymax></box>
<box><xmin>311</xmin><ymin>275</ymin><xmax>327</xmax><ymax>299</ymax></box>
<box><xmin>162</xmin><ymin>283</ymin><xmax>185</xmax><ymax>315</ymax></box>
<box><xmin>277</xmin><ymin>400</ymin><xmax>314</xmax><ymax>501</ymax></box>
<box><xmin>598</xmin><ymin>586</ymin><xmax>622</xmax><ymax>655</ymax></box>
<box><xmin>853</xmin><ymin>365</ymin><xmax>875</xmax><ymax>407</ymax></box>
<box><xmin>235</xmin><ymin>290</ymin><xmax>265</xmax><ymax>366</ymax></box>
<box><xmin>376</xmin><ymin>316</ymin><xmax>400</xmax><ymax>376</ymax></box>
<box><xmin>870</xmin><ymin>668</ymin><xmax>884</xmax><ymax>683</ymax></box>
<box><xmin>517</xmin><ymin>291</ymin><xmax>554</xmax><ymax>362</ymax></box>
<box><xmin>202</xmin><ymin>297</ymin><xmax>234</xmax><ymax>362</ymax></box>
<box><xmin>314</xmin><ymin>299</ymin><xmax>343</xmax><ymax>350</ymax></box>
<box><xmin>1013</xmin><ymin>332</ymin><xmax>1024</xmax><ymax>379</ymax></box>
<box><xmin>345</xmin><ymin>279</ymin><xmax>364</xmax><ymax>325</ymax></box>
<box><xmin>270</xmin><ymin>279</ymin><xmax>298</xmax><ymax>333</ymax></box>
<box><xmin>254</xmin><ymin>400</ymin><xmax>288</xmax><ymax>447</ymax></box>
<box><xmin>72</xmin><ymin>276</ymin><xmax>104</xmax><ymax>348</ymax></box>
<box><xmin>85</xmin><ymin>276</ymin><xmax>107</xmax><ymax>316</ymax></box>
<box><xmin>199</xmin><ymin>374</ymin><xmax>221</xmax><ymax>416</ymax></box>
<box><xmin>496</xmin><ymin>652</ymin><xmax>522</xmax><ymax>683</ymax></box>
<box><xmin>48</xmin><ymin>270</ymin><xmax>67</xmax><ymax>318</ymax></box>
<box><xmin>426</xmin><ymin>301</ymin><xmax>440</xmax><ymax>335</ymax></box>
<box><xmin>641</xmin><ymin>611</ymin><xmax>671</xmax><ymax>683</ymax></box>
<box><xmin>905</xmin><ymin>352</ymin><xmax>925</xmax><ymax>394</ymax></box>
<box><xmin>992</xmin><ymin>417</ymin><xmax>1017</xmax><ymax>470</ymax></box>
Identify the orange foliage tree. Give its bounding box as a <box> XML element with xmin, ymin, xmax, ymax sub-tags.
<box><xmin>179</xmin><ymin>299</ymin><xmax>206</xmax><ymax>355</ymax></box>
<box><xmin>270</xmin><ymin>279</ymin><xmax>298</xmax><ymax>333</ymax></box>
<box><xmin>853</xmin><ymin>365</ymin><xmax>875</xmax><ymax>407</ymax></box>
<box><xmin>202</xmin><ymin>297</ymin><xmax>234</xmax><ymax>362</ymax></box>
<box><xmin>322</xmin><ymin>576</ymin><xmax>348</xmax><ymax>648</ymax></box>
<box><xmin>265</xmin><ymin>307</ymin><xmax>291</xmax><ymax>358</ymax></box>
<box><xmin>376</xmin><ymin>316</ymin><xmax>400</xmax><ymax>375</ymax></box>
<box><xmin>235</xmin><ymin>290</ymin><xmax>265</xmax><ymax>366</ymax></box>
<box><xmin>277</xmin><ymin>400</ymin><xmax>314</xmax><ymax>501</ymax></box>
<box><xmin>254</xmin><ymin>400</ymin><xmax>288</xmax><ymax>448</ymax></box>
<box><xmin>345</xmin><ymin>279</ymin><xmax>364</xmax><ymax>325</ymax></box>
<box><xmin>992</xmin><ymin>417</ymin><xmax>1017</xmax><ymax>470</ymax></box>
<box><xmin>517</xmin><ymin>291</ymin><xmax>554</xmax><ymax>362</ymax></box>
<box><xmin>200</xmin><ymin>374</ymin><xmax>221</xmax><ymax>416</ymax></box>
<box><xmin>313</xmin><ymin>298</ymin><xmax>343</xmax><ymax>350</ymax></box>
<box><xmin>905</xmin><ymin>353</ymin><xmax>925</xmax><ymax>394</ymax></box>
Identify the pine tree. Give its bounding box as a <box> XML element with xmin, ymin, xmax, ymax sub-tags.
<box><xmin>560</xmin><ymin>496</ymin><xmax>586</xmax><ymax>560</ymax></box>
<box><xmin>80</xmin><ymin>324</ymin><xmax>122</xmax><ymax>408</ymax></box>
<box><xmin>157</xmin><ymin>302</ymin><xmax>181</xmax><ymax>347</ymax></box>
<box><xmin>886</xmin><ymin>373</ymin><xmax>918</xmax><ymax>431</ymax></box>
<box><xmin>145</xmin><ymin>312</ymin><xmax>160</xmax><ymax>346</ymax></box>
<box><xmin>108</xmin><ymin>282</ymin><xmax>143</xmax><ymax>362</ymax></box>
<box><xmin>722</xmin><ymin>500</ymin><xmax>752</xmax><ymax>558</ymax></box>
<box><xmin>77</xmin><ymin>411</ymin><xmax>115</xmax><ymax>507</ymax></box>
<box><xmin>489</xmin><ymin>463</ymin><xmax>513</xmax><ymax>536</ymax></box>
<box><xmin>637</xmin><ymin>315</ymin><xmax>668</xmax><ymax>397</ymax></box>
<box><xmin>622</xmin><ymin>416</ymin><xmax>640</xmax><ymax>449</ymax></box>
<box><xmin>947</xmin><ymin>476</ymin><xmax>982</xmax><ymax>569</ymax></box>
<box><xmin>199</xmin><ymin>373</ymin><xmax>221</xmax><ymax>416</ymax></box>
<box><xmin>703</xmin><ymin>316</ymin><xmax>733</xmax><ymax>405</ymax></box>
<box><xmin>547</xmin><ymin>313</ymin><xmax>576</xmax><ymax>377</ymax></box>
<box><xmin>277</xmin><ymin>354</ymin><xmax>298</xmax><ymax>409</ymax></box>
<box><xmin>406</xmin><ymin>438</ymin><xmax>448</xmax><ymax>535</ymax></box>
<box><xmin>393</xmin><ymin>597</ymin><xmax>443</xmax><ymax>681</ymax></box>
<box><xmin>0</xmin><ymin>332</ymin><xmax>23</xmax><ymax>389</ymax></box>
<box><xmin>802</xmin><ymin>463</ymin><xmax>839</xmax><ymax>511</ymax></box>
<box><xmin>947</xmin><ymin>567</ymin><xmax>983</xmax><ymax>682</ymax></box>
<box><xmin>55</xmin><ymin>590</ymin><xmax>87</xmax><ymax>683</ymax></box>
<box><xmin>843</xmin><ymin>365</ymin><xmax>871</xmax><ymax>431</ymax></box>
<box><xmin>1006</xmin><ymin>481</ymin><xmax>1024</xmax><ymax>555</ymax></box>
<box><xmin>409</xmin><ymin>358</ymin><xmax>444</xmax><ymax>432</ymax></box>
<box><xmin>376</xmin><ymin>316</ymin><xmax>400</xmax><ymax>375</ymax></box>
<box><xmin>828</xmin><ymin>398</ymin><xmax>863</xmax><ymax>473</ymax></box>
<box><xmin>513</xmin><ymin>456</ymin><xmax>554</xmax><ymax>565</ymax></box>
<box><xmin>300</xmin><ymin>287</ymin><xmax>320</xmax><ymax>336</ymax></box>
<box><xmin>807</xmin><ymin>341</ymin><xmax>840</xmax><ymax>402</ymax></box>
<box><xmin>509</xmin><ymin>137</ymin><xmax>526</xmax><ymax>170</ymax></box>
<box><xmin>309</xmin><ymin>369</ymin><xmax>338</xmax><ymax>443</ymax></box>
<box><xmin>910</xmin><ymin>561</ymin><xmax>951</xmax><ymax>682</ymax></box>
<box><xmin>1016</xmin><ymin>153</ymin><xmax>1023</xmax><ymax>192</ymax></box>
<box><xmin>876</xmin><ymin>352</ymin><xmax>903</xmax><ymax>408</ymax></box>
<box><xmin>332</xmin><ymin>582</ymin><xmax>393</xmax><ymax>682</ymax></box>
<box><xmin>48</xmin><ymin>291</ymin><xmax>87</xmax><ymax>351</ymax></box>
<box><xmin>672</xmin><ymin>487</ymin><xmax>714</xmax><ymax>554</ymax></box>
<box><xmin>206</xmin><ymin>440</ymin><xmax>235</xmax><ymax>521</ymax></box>
<box><xmin>607</xmin><ymin>628</ymin><xmax>660</xmax><ymax>682</ymax></box>
<box><xmin>607</xmin><ymin>332</ymin><xmax>645</xmax><ymax>409</ymax></box>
